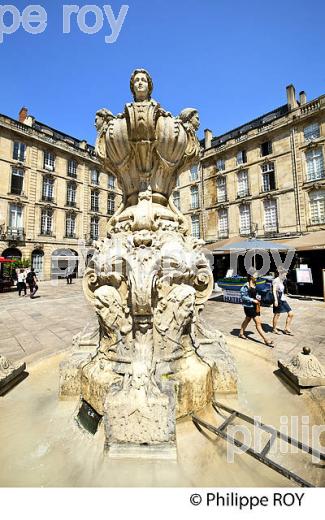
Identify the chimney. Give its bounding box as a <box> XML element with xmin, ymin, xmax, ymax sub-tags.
<box><xmin>286</xmin><ymin>84</ymin><xmax>298</xmax><ymax>110</ymax></box>
<box><xmin>19</xmin><ymin>107</ymin><xmax>28</xmax><ymax>123</ymax></box>
<box><xmin>204</xmin><ymin>128</ymin><xmax>212</xmax><ymax>149</ymax></box>
<box><xmin>299</xmin><ymin>91</ymin><xmax>307</xmax><ymax>105</ymax></box>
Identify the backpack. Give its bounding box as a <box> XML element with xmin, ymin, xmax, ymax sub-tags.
<box><xmin>260</xmin><ymin>289</ymin><xmax>274</xmax><ymax>306</ymax></box>
<box><xmin>26</xmin><ymin>271</ymin><xmax>34</xmax><ymax>285</ymax></box>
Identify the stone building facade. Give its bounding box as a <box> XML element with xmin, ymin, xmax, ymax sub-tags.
<box><xmin>0</xmin><ymin>108</ymin><xmax>122</xmax><ymax>280</ymax></box>
<box><xmin>174</xmin><ymin>85</ymin><xmax>325</xmax><ymax>295</ymax></box>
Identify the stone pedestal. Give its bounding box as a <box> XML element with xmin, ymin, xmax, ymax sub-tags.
<box><xmin>0</xmin><ymin>355</ymin><xmax>26</xmax><ymax>396</ymax></box>
<box><xmin>278</xmin><ymin>347</ymin><xmax>325</xmax><ymax>393</ymax></box>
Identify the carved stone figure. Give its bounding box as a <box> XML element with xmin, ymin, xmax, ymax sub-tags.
<box><xmin>60</xmin><ymin>69</ymin><xmax>237</xmax><ymax>456</ymax></box>
<box><xmin>278</xmin><ymin>347</ymin><xmax>325</xmax><ymax>389</ymax></box>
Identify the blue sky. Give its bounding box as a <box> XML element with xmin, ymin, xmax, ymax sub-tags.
<box><xmin>0</xmin><ymin>0</ymin><xmax>324</xmax><ymax>144</ymax></box>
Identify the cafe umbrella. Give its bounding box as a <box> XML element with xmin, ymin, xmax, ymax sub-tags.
<box><xmin>213</xmin><ymin>237</ymin><xmax>293</xmax><ymax>270</ymax></box>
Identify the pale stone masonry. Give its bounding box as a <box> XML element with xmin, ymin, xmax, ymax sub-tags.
<box><xmin>176</xmin><ymin>85</ymin><xmax>325</xmax><ymax>242</ymax></box>
<box><xmin>0</xmin><ymin>108</ymin><xmax>122</xmax><ymax>279</ymax></box>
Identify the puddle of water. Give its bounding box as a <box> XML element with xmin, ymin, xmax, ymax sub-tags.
<box><xmin>0</xmin><ymin>348</ymin><xmax>323</xmax><ymax>487</ymax></box>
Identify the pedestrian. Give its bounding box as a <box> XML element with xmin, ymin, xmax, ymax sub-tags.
<box><xmin>17</xmin><ymin>268</ymin><xmax>27</xmax><ymax>296</ymax></box>
<box><xmin>26</xmin><ymin>268</ymin><xmax>39</xmax><ymax>299</ymax></box>
<box><xmin>239</xmin><ymin>272</ymin><xmax>274</xmax><ymax>347</ymax></box>
<box><xmin>272</xmin><ymin>269</ymin><xmax>294</xmax><ymax>335</ymax></box>
<box><xmin>66</xmin><ymin>272</ymin><xmax>73</xmax><ymax>284</ymax></box>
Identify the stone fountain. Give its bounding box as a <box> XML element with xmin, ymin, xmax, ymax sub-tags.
<box><xmin>59</xmin><ymin>69</ymin><xmax>237</xmax><ymax>457</ymax></box>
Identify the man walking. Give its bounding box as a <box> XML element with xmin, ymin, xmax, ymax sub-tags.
<box><xmin>26</xmin><ymin>268</ymin><xmax>39</xmax><ymax>298</ymax></box>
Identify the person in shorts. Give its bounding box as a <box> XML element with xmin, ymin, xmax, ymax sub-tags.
<box><xmin>26</xmin><ymin>268</ymin><xmax>39</xmax><ymax>299</ymax></box>
<box><xmin>239</xmin><ymin>272</ymin><xmax>274</xmax><ymax>347</ymax></box>
<box><xmin>272</xmin><ymin>269</ymin><xmax>294</xmax><ymax>335</ymax></box>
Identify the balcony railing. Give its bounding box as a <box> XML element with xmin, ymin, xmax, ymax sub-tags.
<box><xmin>237</xmin><ymin>190</ymin><xmax>250</xmax><ymax>199</ymax></box>
<box><xmin>218</xmin><ymin>230</ymin><xmax>229</xmax><ymax>239</ymax></box>
<box><xmin>310</xmin><ymin>217</ymin><xmax>325</xmax><ymax>225</ymax></box>
<box><xmin>91</xmin><ymin>206</ymin><xmax>99</xmax><ymax>213</ymax></box>
<box><xmin>305</xmin><ymin>170</ymin><xmax>325</xmax><ymax>183</ymax></box>
<box><xmin>65</xmin><ymin>232</ymin><xmax>77</xmax><ymax>239</ymax></box>
<box><xmin>66</xmin><ymin>200</ymin><xmax>76</xmax><ymax>207</ymax></box>
<box><xmin>264</xmin><ymin>224</ymin><xmax>279</xmax><ymax>236</ymax></box>
<box><xmin>42</xmin><ymin>195</ymin><xmax>54</xmax><ymax>203</ymax></box>
<box><xmin>40</xmin><ymin>229</ymin><xmax>53</xmax><ymax>236</ymax></box>
<box><xmin>5</xmin><ymin>227</ymin><xmax>25</xmax><ymax>241</ymax></box>
<box><xmin>240</xmin><ymin>227</ymin><xmax>252</xmax><ymax>237</ymax></box>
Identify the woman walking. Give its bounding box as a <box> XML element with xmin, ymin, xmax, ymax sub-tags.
<box><xmin>272</xmin><ymin>269</ymin><xmax>294</xmax><ymax>335</ymax></box>
<box><xmin>239</xmin><ymin>273</ymin><xmax>274</xmax><ymax>347</ymax></box>
<box><xmin>17</xmin><ymin>268</ymin><xmax>27</xmax><ymax>296</ymax></box>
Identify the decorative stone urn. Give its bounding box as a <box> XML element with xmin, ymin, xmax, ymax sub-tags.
<box><xmin>60</xmin><ymin>69</ymin><xmax>237</xmax><ymax>457</ymax></box>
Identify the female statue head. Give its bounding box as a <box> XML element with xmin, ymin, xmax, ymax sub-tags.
<box><xmin>130</xmin><ymin>68</ymin><xmax>153</xmax><ymax>102</ymax></box>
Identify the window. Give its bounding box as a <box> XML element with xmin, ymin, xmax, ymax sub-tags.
<box><xmin>239</xmin><ymin>204</ymin><xmax>251</xmax><ymax>235</ymax></box>
<box><xmin>190</xmin><ymin>164</ymin><xmax>199</xmax><ymax>181</ymax></box>
<box><xmin>237</xmin><ymin>170</ymin><xmax>249</xmax><ymax>197</ymax></box>
<box><xmin>91</xmin><ymin>190</ymin><xmax>99</xmax><ymax>212</ymax></box>
<box><xmin>41</xmin><ymin>208</ymin><xmax>53</xmax><ymax>235</ymax></box>
<box><xmin>306</xmin><ymin>148</ymin><xmax>324</xmax><ymax>181</ymax></box>
<box><xmin>44</xmin><ymin>151</ymin><xmax>55</xmax><ymax>171</ymax></box>
<box><xmin>90</xmin><ymin>216</ymin><xmax>99</xmax><ymax>240</ymax></box>
<box><xmin>216</xmin><ymin>158</ymin><xmax>225</xmax><ymax>171</ymax></box>
<box><xmin>42</xmin><ymin>176</ymin><xmax>54</xmax><ymax>201</ymax></box>
<box><xmin>66</xmin><ymin>213</ymin><xmax>76</xmax><ymax>237</ymax></box>
<box><xmin>67</xmin><ymin>159</ymin><xmax>77</xmax><ymax>177</ymax></box>
<box><xmin>304</xmin><ymin>123</ymin><xmax>320</xmax><ymax>142</ymax></box>
<box><xmin>32</xmin><ymin>250</ymin><xmax>44</xmax><ymax>276</ymax></box>
<box><xmin>218</xmin><ymin>209</ymin><xmax>228</xmax><ymax>238</ymax></box>
<box><xmin>309</xmin><ymin>190</ymin><xmax>325</xmax><ymax>224</ymax></box>
<box><xmin>191</xmin><ymin>214</ymin><xmax>200</xmax><ymax>238</ymax></box>
<box><xmin>216</xmin><ymin>176</ymin><xmax>227</xmax><ymax>202</ymax></box>
<box><xmin>91</xmin><ymin>169</ymin><xmax>100</xmax><ymax>185</ymax></box>
<box><xmin>67</xmin><ymin>182</ymin><xmax>76</xmax><ymax>207</ymax></box>
<box><xmin>261</xmin><ymin>141</ymin><xmax>272</xmax><ymax>157</ymax></box>
<box><xmin>107</xmin><ymin>193</ymin><xmax>115</xmax><ymax>215</ymax></box>
<box><xmin>9</xmin><ymin>203</ymin><xmax>23</xmax><ymax>230</ymax></box>
<box><xmin>108</xmin><ymin>175</ymin><xmax>115</xmax><ymax>189</ymax></box>
<box><xmin>261</xmin><ymin>162</ymin><xmax>276</xmax><ymax>191</ymax></box>
<box><xmin>173</xmin><ymin>190</ymin><xmax>181</xmax><ymax>210</ymax></box>
<box><xmin>264</xmin><ymin>199</ymin><xmax>278</xmax><ymax>232</ymax></box>
<box><xmin>11</xmin><ymin>167</ymin><xmax>24</xmax><ymax>195</ymax></box>
<box><xmin>236</xmin><ymin>150</ymin><xmax>247</xmax><ymax>165</ymax></box>
<box><xmin>191</xmin><ymin>185</ymin><xmax>199</xmax><ymax>209</ymax></box>
<box><xmin>13</xmin><ymin>142</ymin><xmax>26</xmax><ymax>162</ymax></box>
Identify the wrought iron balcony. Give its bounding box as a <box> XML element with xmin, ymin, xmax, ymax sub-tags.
<box><xmin>67</xmin><ymin>170</ymin><xmax>77</xmax><ymax>178</ymax></box>
<box><xmin>264</xmin><ymin>224</ymin><xmax>279</xmax><ymax>236</ymax></box>
<box><xmin>66</xmin><ymin>200</ymin><xmax>76</xmax><ymax>208</ymax></box>
<box><xmin>65</xmin><ymin>232</ymin><xmax>77</xmax><ymax>239</ymax></box>
<box><xmin>218</xmin><ymin>230</ymin><xmax>229</xmax><ymax>239</ymax></box>
<box><xmin>42</xmin><ymin>195</ymin><xmax>54</xmax><ymax>203</ymax></box>
<box><xmin>6</xmin><ymin>227</ymin><xmax>25</xmax><ymax>242</ymax></box>
<box><xmin>237</xmin><ymin>190</ymin><xmax>250</xmax><ymax>199</ymax></box>
<box><xmin>239</xmin><ymin>227</ymin><xmax>253</xmax><ymax>237</ymax></box>
<box><xmin>310</xmin><ymin>217</ymin><xmax>325</xmax><ymax>225</ymax></box>
<box><xmin>40</xmin><ymin>229</ymin><xmax>53</xmax><ymax>236</ymax></box>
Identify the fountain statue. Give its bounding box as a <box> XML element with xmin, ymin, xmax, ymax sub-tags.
<box><xmin>60</xmin><ymin>69</ymin><xmax>237</xmax><ymax>457</ymax></box>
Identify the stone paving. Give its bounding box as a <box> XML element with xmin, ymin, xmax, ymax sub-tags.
<box><xmin>0</xmin><ymin>279</ymin><xmax>324</xmax><ymax>367</ymax></box>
